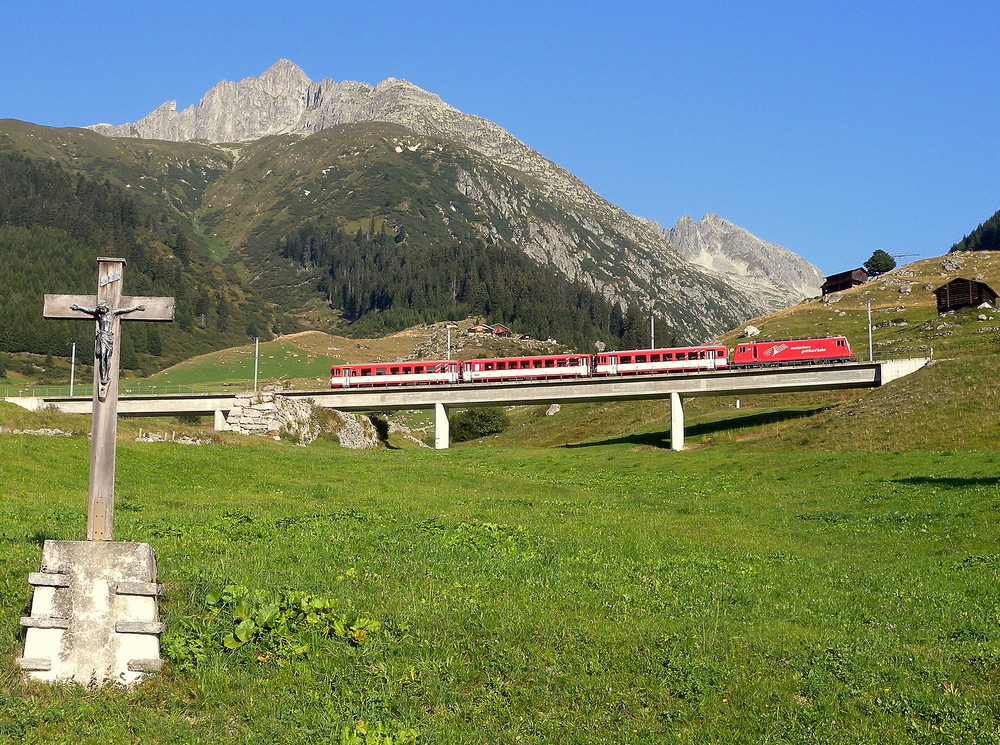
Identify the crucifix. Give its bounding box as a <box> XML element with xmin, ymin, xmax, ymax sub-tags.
<box><xmin>43</xmin><ymin>258</ymin><xmax>174</xmax><ymax>541</ymax></box>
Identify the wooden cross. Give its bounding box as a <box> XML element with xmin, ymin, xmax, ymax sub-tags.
<box><xmin>43</xmin><ymin>258</ymin><xmax>174</xmax><ymax>541</ymax></box>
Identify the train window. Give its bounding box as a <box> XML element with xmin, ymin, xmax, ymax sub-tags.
<box><xmin>836</xmin><ymin>339</ymin><xmax>845</xmax><ymax>346</ymax></box>
<box><xmin>484</xmin><ymin>363</ymin><xmax>494</xmax><ymax>371</ymax></box>
<box><xmin>532</xmin><ymin>360</ymin><xmax>542</xmax><ymax>368</ymax></box>
<box><xmin>375</xmin><ymin>368</ymin><xmax>386</xmax><ymax>375</ymax></box>
<box><xmin>557</xmin><ymin>359</ymin><xmax>566</xmax><ymax>367</ymax></box>
<box><xmin>414</xmin><ymin>366</ymin><xmax>424</xmax><ymax>374</ymax></box>
<box><xmin>650</xmin><ymin>354</ymin><xmax>660</xmax><ymax>362</ymax></box>
<box><xmin>544</xmin><ymin>359</ymin><xmax>554</xmax><ymax>367</ymax></box>
<box><xmin>621</xmin><ymin>356</ymin><xmax>632</xmax><ymax>364</ymax></box>
<box><xmin>390</xmin><ymin>367</ymin><xmax>400</xmax><ymax>375</ymax></box>
<box><xmin>497</xmin><ymin>361</ymin><xmax>507</xmax><ymax>370</ymax></box>
<box><xmin>635</xmin><ymin>355</ymin><xmax>647</xmax><ymax>363</ymax></box>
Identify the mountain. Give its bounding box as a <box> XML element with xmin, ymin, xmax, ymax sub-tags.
<box><xmin>84</xmin><ymin>60</ymin><xmax>819</xmax><ymax>344</ymax></box>
<box><xmin>657</xmin><ymin>214</ymin><xmax>823</xmax><ymax>303</ymax></box>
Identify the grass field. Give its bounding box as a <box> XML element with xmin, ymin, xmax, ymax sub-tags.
<box><xmin>1</xmin><ymin>424</ymin><xmax>998</xmax><ymax>743</ymax></box>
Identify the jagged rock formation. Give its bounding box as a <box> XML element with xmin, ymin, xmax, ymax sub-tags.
<box><xmin>657</xmin><ymin>214</ymin><xmax>824</xmax><ymax>304</ymax></box>
<box><xmin>86</xmin><ymin>60</ymin><xmax>815</xmax><ymax>341</ymax></box>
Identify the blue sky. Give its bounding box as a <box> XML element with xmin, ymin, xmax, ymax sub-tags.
<box><xmin>3</xmin><ymin>0</ymin><xmax>999</xmax><ymax>274</ymax></box>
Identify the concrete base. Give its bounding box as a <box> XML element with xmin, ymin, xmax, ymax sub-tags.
<box><xmin>18</xmin><ymin>540</ymin><xmax>163</xmax><ymax>686</ymax></box>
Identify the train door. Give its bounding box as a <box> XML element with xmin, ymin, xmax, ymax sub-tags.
<box><xmin>605</xmin><ymin>355</ymin><xmax>618</xmax><ymax>375</ymax></box>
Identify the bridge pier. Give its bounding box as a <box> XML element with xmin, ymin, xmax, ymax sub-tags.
<box><xmin>434</xmin><ymin>403</ymin><xmax>450</xmax><ymax>450</ymax></box>
<box><xmin>213</xmin><ymin>410</ymin><xmax>228</xmax><ymax>431</ymax></box>
<box><xmin>669</xmin><ymin>392</ymin><xmax>684</xmax><ymax>452</ymax></box>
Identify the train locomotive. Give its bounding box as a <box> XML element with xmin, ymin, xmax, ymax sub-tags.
<box><xmin>329</xmin><ymin>336</ymin><xmax>854</xmax><ymax>388</ymax></box>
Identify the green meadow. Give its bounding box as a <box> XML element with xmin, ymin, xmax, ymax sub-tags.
<box><xmin>1</xmin><ymin>422</ymin><xmax>998</xmax><ymax>743</ymax></box>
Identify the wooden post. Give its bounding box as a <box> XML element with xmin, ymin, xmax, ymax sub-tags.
<box><xmin>43</xmin><ymin>258</ymin><xmax>174</xmax><ymax>541</ymax></box>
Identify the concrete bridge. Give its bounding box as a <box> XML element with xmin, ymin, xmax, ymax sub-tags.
<box><xmin>5</xmin><ymin>358</ymin><xmax>930</xmax><ymax>451</ymax></box>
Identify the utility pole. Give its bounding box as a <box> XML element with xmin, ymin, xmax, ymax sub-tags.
<box><xmin>69</xmin><ymin>342</ymin><xmax>76</xmax><ymax>397</ymax></box>
<box><xmin>867</xmin><ymin>301</ymin><xmax>874</xmax><ymax>361</ymax></box>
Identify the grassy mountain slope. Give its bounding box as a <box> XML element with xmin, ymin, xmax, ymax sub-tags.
<box><xmin>0</xmin><ymin>119</ymin><xmax>231</xmax><ymax>224</ymax></box>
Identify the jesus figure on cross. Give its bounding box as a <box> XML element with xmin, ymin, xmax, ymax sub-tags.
<box><xmin>69</xmin><ymin>300</ymin><xmax>146</xmax><ymax>395</ymax></box>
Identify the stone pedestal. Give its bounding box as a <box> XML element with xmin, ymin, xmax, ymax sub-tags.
<box><xmin>18</xmin><ymin>540</ymin><xmax>163</xmax><ymax>685</ymax></box>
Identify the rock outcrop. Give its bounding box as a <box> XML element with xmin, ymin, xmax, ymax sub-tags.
<box><xmin>222</xmin><ymin>392</ymin><xmax>381</xmax><ymax>448</ymax></box>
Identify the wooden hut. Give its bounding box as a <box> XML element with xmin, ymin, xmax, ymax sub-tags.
<box><xmin>934</xmin><ymin>278</ymin><xmax>998</xmax><ymax>313</ymax></box>
<box><xmin>822</xmin><ymin>268</ymin><xmax>869</xmax><ymax>295</ymax></box>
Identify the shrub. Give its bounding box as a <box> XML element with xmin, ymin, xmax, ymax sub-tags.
<box><xmin>451</xmin><ymin>407</ymin><xmax>510</xmax><ymax>442</ymax></box>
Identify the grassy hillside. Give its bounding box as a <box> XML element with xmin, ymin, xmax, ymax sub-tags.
<box><xmin>717</xmin><ymin>251</ymin><xmax>1000</xmax><ymax>361</ymax></box>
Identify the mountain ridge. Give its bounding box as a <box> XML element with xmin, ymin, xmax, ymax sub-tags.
<box><xmin>87</xmin><ymin>60</ymin><xmax>822</xmax><ymax>333</ymax></box>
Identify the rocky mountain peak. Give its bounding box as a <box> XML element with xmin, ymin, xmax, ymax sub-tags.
<box><xmin>87</xmin><ymin>62</ymin><xmax>447</xmax><ymax>144</ymax></box>
<box><xmin>659</xmin><ymin>213</ymin><xmax>824</xmax><ymax>303</ymax></box>
<box><xmin>260</xmin><ymin>58</ymin><xmax>309</xmax><ymax>84</ymax></box>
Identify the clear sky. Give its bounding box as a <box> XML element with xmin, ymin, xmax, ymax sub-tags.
<box><xmin>3</xmin><ymin>0</ymin><xmax>999</xmax><ymax>274</ymax></box>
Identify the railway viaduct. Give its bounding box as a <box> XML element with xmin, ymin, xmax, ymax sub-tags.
<box><xmin>6</xmin><ymin>357</ymin><xmax>930</xmax><ymax>451</ymax></box>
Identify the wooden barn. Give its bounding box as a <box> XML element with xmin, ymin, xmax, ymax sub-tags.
<box><xmin>822</xmin><ymin>268</ymin><xmax>869</xmax><ymax>295</ymax></box>
<box><xmin>934</xmin><ymin>278</ymin><xmax>998</xmax><ymax>313</ymax></box>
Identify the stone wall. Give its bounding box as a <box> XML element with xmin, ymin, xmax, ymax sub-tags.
<box><xmin>222</xmin><ymin>393</ymin><xmax>320</xmax><ymax>444</ymax></box>
<box><xmin>222</xmin><ymin>392</ymin><xmax>381</xmax><ymax>448</ymax></box>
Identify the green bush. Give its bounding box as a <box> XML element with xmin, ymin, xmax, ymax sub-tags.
<box><xmin>451</xmin><ymin>406</ymin><xmax>510</xmax><ymax>442</ymax></box>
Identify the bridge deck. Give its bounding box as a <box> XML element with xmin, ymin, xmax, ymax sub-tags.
<box><xmin>7</xmin><ymin>358</ymin><xmax>929</xmax><ymax>417</ymax></box>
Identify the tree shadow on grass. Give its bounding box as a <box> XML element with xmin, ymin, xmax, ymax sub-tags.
<box><xmin>563</xmin><ymin>408</ymin><xmax>829</xmax><ymax>449</ymax></box>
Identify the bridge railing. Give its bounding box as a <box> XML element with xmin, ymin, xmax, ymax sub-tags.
<box><xmin>1</xmin><ymin>381</ymin><xmax>263</xmax><ymax>398</ymax></box>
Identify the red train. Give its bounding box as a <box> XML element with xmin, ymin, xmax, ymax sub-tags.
<box><xmin>329</xmin><ymin>336</ymin><xmax>853</xmax><ymax>388</ymax></box>
<box><xmin>732</xmin><ymin>337</ymin><xmax>853</xmax><ymax>366</ymax></box>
